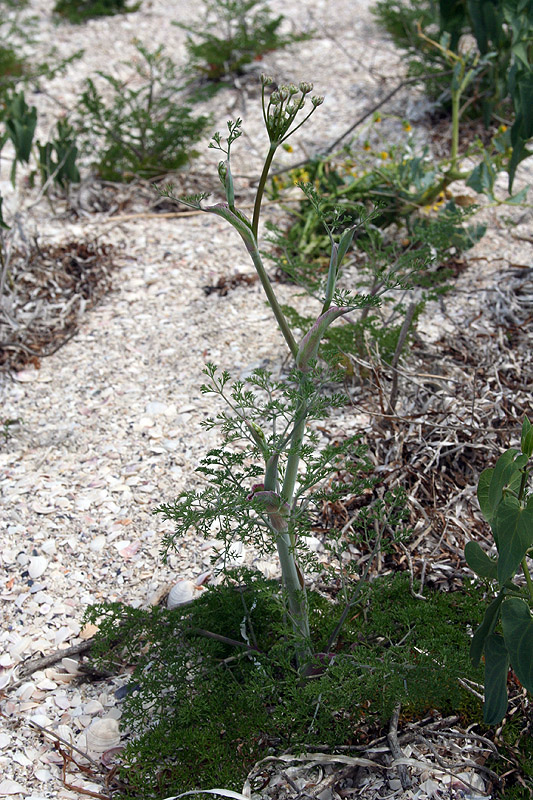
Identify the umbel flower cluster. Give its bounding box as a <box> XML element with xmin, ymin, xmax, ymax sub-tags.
<box><xmin>261</xmin><ymin>75</ymin><xmax>324</xmax><ymax>144</ymax></box>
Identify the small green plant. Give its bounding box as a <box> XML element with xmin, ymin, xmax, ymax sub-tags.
<box><xmin>36</xmin><ymin>118</ymin><xmax>81</xmax><ymax>188</ymax></box>
<box><xmin>77</xmin><ymin>43</ymin><xmax>211</xmax><ymax>181</ymax></box>
<box><xmin>0</xmin><ymin>1</ymin><xmax>82</xmax><ymax>100</ymax></box>
<box><xmin>176</xmin><ymin>0</ymin><xmax>309</xmax><ymax>83</ymax></box>
<box><xmin>465</xmin><ymin>417</ymin><xmax>533</xmax><ymax>724</ymax></box>
<box><xmin>372</xmin><ymin>0</ymin><xmax>533</xmax><ymax>189</ymax></box>
<box><xmin>0</xmin><ymin>1</ymin><xmax>30</xmax><ymax>96</ymax></box>
<box><xmin>156</xmin><ymin>78</ymin><xmax>388</xmax><ymax>668</ymax></box>
<box><xmin>266</xmin><ymin>35</ymin><xmax>528</xmax><ymax>378</ymax></box>
<box><xmin>0</xmin><ymin>90</ymin><xmax>80</xmax><ymax>190</ymax></box>
<box><xmin>1</xmin><ymin>90</ymin><xmax>36</xmax><ymax>185</ymax></box>
<box><xmin>1</xmin><ymin>416</ymin><xmax>20</xmax><ymax>442</ymax></box>
<box><xmin>53</xmin><ymin>0</ymin><xmax>140</xmax><ymax>23</ymax></box>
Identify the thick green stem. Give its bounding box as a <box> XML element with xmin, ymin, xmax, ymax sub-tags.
<box><xmin>451</xmin><ymin>88</ymin><xmax>460</xmax><ymax>171</ymax></box>
<box><xmin>262</xmin><ymin>377</ymin><xmax>311</xmax><ymax>668</ymax></box>
<box><xmin>279</xmin><ymin>383</ymin><xmax>311</xmax><ymax>666</ymax></box>
<box><xmin>252</xmin><ymin>144</ymin><xmax>276</xmax><ymax>239</ymax></box>
<box><xmin>248</xmin><ymin>246</ymin><xmax>298</xmax><ymax>358</ymax></box>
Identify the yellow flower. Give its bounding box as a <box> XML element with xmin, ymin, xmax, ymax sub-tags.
<box><xmin>373</xmin><ymin>113</ymin><xmax>382</xmax><ymax>123</ymax></box>
<box><xmin>379</xmin><ymin>151</ymin><xmax>389</xmax><ymax>160</ymax></box>
<box><xmin>402</xmin><ymin>121</ymin><xmax>412</xmax><ymax>132</ymax></box>
<box><xmin>363</xmin><ymin>141</ymin><xmax>371</xmax><ymax>152</ymax></box>
<box><xmin>499</xmin><ymin>124</ymin><xmax>508</xmax><ymax>133</ymax></box>
<box><xmin>282</xmin><ymin>143</ymin><xmax>294</xmax><ymax>153</ymax></box>
<box><xmin>293</xmin><ymin>169</ymin><xmax>310</xmax><ymax>184</ymax></box>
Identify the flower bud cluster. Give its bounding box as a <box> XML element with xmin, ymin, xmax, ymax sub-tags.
<box><xmin>262</xmin><ymin>77</ymin><xmax>323</xmax><ymax>145</ymax></box>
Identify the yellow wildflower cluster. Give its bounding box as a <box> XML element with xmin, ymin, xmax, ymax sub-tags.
<box><xmin>290</xmin><ymin>167</ymin><xmax>311</xmax><ymax>184</ymax></box>
<box><xmin>422</xmin><ymin>189</ymin><xmax>451</xmax><ymax>214</ymax></box>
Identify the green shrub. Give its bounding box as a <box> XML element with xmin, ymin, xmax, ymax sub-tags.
<box><xmin>176</xmin><ymin>0</ymin><xmax>309</xmax><ymax>83</ymax></box>
<box><xmin>77</xmin><ymin>43</ymin><xmax>211</xmax><ymax>181</ymax></box>
<box><xmin>53</xmin><ymin>0</ymin><xmax>140</xmax><ymax>23</ymax></box>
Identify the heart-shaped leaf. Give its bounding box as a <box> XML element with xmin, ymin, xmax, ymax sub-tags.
<box><xmin>470</xmin><ymin>592</ymin><xmax>505</xmax><ymax>667</ymax></box>
<box><xmin>501</xmin><ymin>597</ymin><xmax>533</xmax><ymax>694</ymax></box>
<box><xmin>465</xmin><ymin>541</ymin><xmax>498</xmax><ymax>580</ymax></box>
<box><xmin>477</xmin><ymin>468</ymin><xmax>494</xmax><ymax>521</ymax></box>
<box><xmin>488</xmin><ymin>448</ymin><xmax>519</xmax><ymax>514</ymax></box>
<box><xmin>493</xmin><ymin>496</ymin><xmax>533</xmax><ymax>584</ymax></box>
<box><xmin>483</xmin><ymin>633</ymin><xmax>509</xmax><ymax>725</ymax></box>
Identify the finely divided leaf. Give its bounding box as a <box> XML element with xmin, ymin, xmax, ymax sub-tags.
<box><xmin>483</xmin><ymin>633</ymin><xmax>509</xmax><ymax>725</ymax></box>
<box><xmin>501</xmin><ymin>597</ymin><xmax>533</xmax><ymax>694</ymax></box>
<box><xmin>464</xmin><ymin>541</ymin><xmax>498</xmax><ymax>580</ymax></box>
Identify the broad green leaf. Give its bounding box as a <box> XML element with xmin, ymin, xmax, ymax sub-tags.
<box><xmin>518</xmin><ymin>75</ymin><xmax>533</xmax><ymax>139</ymax></box>
<box><xmin>521</xmin><ymin>417</ymin><xmax>533</xmax><ymax>458</ymax></box>
<box><xmin>465</xmin><ymin>541</ymin><xmax>498</xmax><ymax>580</ymax></box>
<box><xmin>502</xmin><ymin>597</ymin><xmax>533</xmax><ymax>694</ymax></box>
<box><xmin>493</xmin><ymin>496</ymin><xmax>533</xmax><ymax>584</ymax></box>
<box><xmin>466</xmin><ymin>162</ymin><xmax>492</xmax><ymax>194</ymax></box>
<box><xmin>488</xmin><ymin>449</ymin><xmax>519</xmax><ymax>513</ymax></box>
<box><xmin>470</xmin><ymin>592</ymin><xmax>505</xmax><ymax>667</ymax></box>
<box><xmin>477</xmin><ymin>468</ymin><xmax>494</xmax><ymax>521</ymax></box>
<box><xmin>483</xmin><ymin>633</ymin><xmax>509</xmax><ymax>725</ymax></box>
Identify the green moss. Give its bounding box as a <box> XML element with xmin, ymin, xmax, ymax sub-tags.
<box><xmin>87</xmin><ymin>572</ymin><xmax>486</xmax><ymax>799</ymax></box>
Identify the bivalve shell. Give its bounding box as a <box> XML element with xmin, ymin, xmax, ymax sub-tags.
<box><xmin>86</xmin><ymin>717</ymin><xmax>121</xmax><ymax>752</ymax></box>
<box><xmin>167</xmin><ymin>579</ymin><xmax>205</xmax><ymax>610</ymax></box>
<box><xmin>28</xmin><ymin>556</ymin><xmax>48</xmax><ymax>579</ymax></box>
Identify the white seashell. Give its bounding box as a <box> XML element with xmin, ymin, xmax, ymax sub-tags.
<box><xmin>28</xmin><ymin>556</ymin><xmax>48</xmax><ymax>579</ymax></box>
<box><xmin>84</xmin><ymin>699</ymin><xmax>104</xmax><ymax>715</ymax></box>
<box><xmin>61</xmin><ymin>657</ymin><xmax>80</xmax><ymax>674</ymax></box>
<box><xmin>167</xmin><ymin>579</ymin><xmax>205</xmax><ymax>610</ymax></box>
<box><xmin>0</xmin><ymin>778</ymin><xmax>27</xmax><ymax>795</ymax></box>
<box><xmin>302</xmin><ymin>535</ymin><xmax>322</xmax><ymax>552</ymax></box>
<box><xmin>86</xmin><ymin>717</ymin><xmax>121</xmax><ymax>752</ymax></box>
<box><xmin>225</xmin><ymin>540</ymin><xmax>245</xmax><ymax>568</ymax></box>
<box><xmin>56</xmin><ymin>724</ymin><xmax>75</xmax><ymax>744</ymax></box>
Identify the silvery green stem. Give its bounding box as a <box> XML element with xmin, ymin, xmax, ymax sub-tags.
<box><xmin>252</xmin><ymin>144</ymin><xmax>276</xmax><ymax>239</ymax></box>
<box><xmin>248</xmin><ymin>245</ymin><xmax>298</xmax><ymax>358</ymax></box>
<box><xmin>279</xmin><ymin>383</ymin><xmax>311</xmax><ymax>664</ymax></box>
<box><xmin>262</xmin><ymin>387</ymin><xmax>311</xmax><ymax>667</ymax></box>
